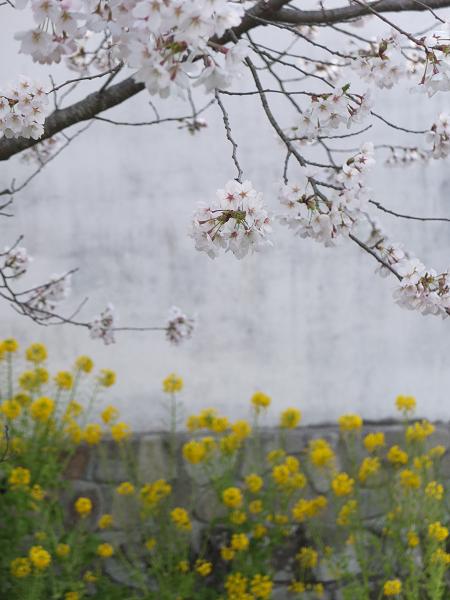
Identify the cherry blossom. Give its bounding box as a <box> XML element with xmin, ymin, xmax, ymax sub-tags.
<box><xmin>89</xmin><ymin>304</ymin><xmax>116</xmax><ymax>345</ymax></box>
<box><xmin>190</xmin><ymin>180</ymin><xmax>272</xmax><ymax>259</ymax></box>
<box><xmin>1</xmin><ymin>246</ymin><xmax>32</xmax><ymax>277</ymax></box>
<box><xmin>0</xmin><ymin>76</ymin><xmax>47</xmax><ymax>140</ymax></box>
<box><xmin>166</xmin><ymin>306</ymin><xmax>195</xmax><ymax>345</ymax></box>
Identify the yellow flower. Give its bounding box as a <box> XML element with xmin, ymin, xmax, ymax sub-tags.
<box><xmin>186</xmin><ymin>415</ymin><xmax>201</xmax><ymax>431</ymax></box>
<box><xmin>387</xmin><ymin>445</ymin><xmax>408</xmax><ymax>466</ymax></box>
<box><xmin>64</xmin><ymin>420</ymin><xmax>83</xmax><ymax>444</ymax></box>
<box><xmin>232</xmin><ymin>419</ymin><xmax>252</xmax><ymax>439</ymax></box>
<box><xmin>182</xmin><ymin>440</ymin><xmax>207</xmax><ymax>464</ymax></box>
<box><xmin>292</xmin><ymin>496</ymin><xmax>327</xmax><ymax>522</ymax></box>
<box><xmin>250</xmin><ymin>574</ymin><xmax>273</xmax><ymax>599</ymax></box>
<box><xmin>413</xmin><ymin>454</ymin><xmax>432</xmax><ymax>471</ymax></box>
<box><xmin>267</xmin><ymin>448</ymin><xmax>286</xmax><ymax>463</ymax></box>
<box><xmin>56</xmin><ymin>543</ymin><xmax>71</xmax><ymax>558</ymax></box>
<box><xmin>219</xmin><ymin>433</ymin><xmax>242</xmax><ymax>455</ymax></box>
<box><xmin>98</xmin><ymin>369</ymin><xmax>116</xmax><ymax>387</ymax></box>
<box><xmin>251</xmin><ymin>391</ymin><xmax>271</xmax><ymax>411</ymax></box>
<box><xmin>9</xmin><ymin>467</ymin><xmax>31</xmax><ymax>488</ymax></box>
<box><xmin>30</xmin><ymin>484</ymin><xmax>45</xmax><ymax>501</ymax></box>
<box><xmin>406</xmin><ymin>420</ymin><xmax>435</xmax><ymax>443</ymax></box>
<box><xmin>431</xmin><ymin>548</ymin><xmax>450</xmax><ymax>565</ymax></box>
<box><xmin>364</xmin><ymin>432</ymin><xmax>385</xmax><ymax>453</ymax></box>
<box><xmin>30</xmin><ymin>396</ymin><xmax>55</xmax><ymax>422</ymax></box>
<box><xmin>34</xmin><ymin>531</ymin><xmax>47</xmax><ymax>542</ymax></box>
<box><xmin>98</xmin><ymin>514</ymin><xmax>113</xmax><ymax>529</ymax></box>
<box><xmin>211</xmin><ymin>416</ymin><xmax>229</xmax><ymax>433</ymax></box>
<box><xmin>231</xmin><ymin>533</ymin><xmax>249</xmax><ymax>551</ymax></box>
<box><xmin>140</xmin><ymin>480</ymin><xmax>172</xmax><ymax>507</ymax></box>
<box><xmin>429</xmin><ymin>445</ymin><xmax>446</xmax><ymax>459</ymax></box>
<box><xmin>245</xmin><ymin>473</ymin><xmax>263</xmax><ymax>494</ymax></box>
<box><xmin>222</xmin><ymin>487</ymin><xmax>243</xmax><ymax>509</ymax></box>
<box><xmin>65</xmin><ymin>593</ymin><xmax>80</xmax><ymax>600</ymax></box>
<box><xmin>29</xmin><ymin>546</ymin><xmax>51</xmax><ymax>570</ymax></box>
<box><xmin>83</xmin><ymin>423</ymin><xmax>102</xmax><ymax>445</ymax></box>
<box><xmin>289</xmin><ymin>581</ymin><xmax>306</xmax><ymax>593</ymax></box>
<box><xmin>25</xmin><ymin>343</ymin><xmax>47</xmax><ymax>363</ymax></box>
<box><xmin>75</xmin><ymin>355</ymin><xmax>94</xmax><ymax>373</ymax></box>
<box><xmin>280</xmin><ymin>408</ymin><xmax>302</xmax><ymax>429</ymax></box>
<box><xmin>10</xmin><ymin>557</ymin><xmax>31</xmax><ymax>578</ymax></box>
<box><xmin>74</xmin><ymin>496</ymin><xmax>92</xmax><ymax>517</ymax></box>
<box><xmin>111</xmin><ymin>422</ymin><xmax>131</xmax><ymax>443</ymax></box>
<box><xmin>337</xmin><ymin>500</ymin><xmax>358</xmax><ymax>526</ymax></box>
<box><xmin>229</xmin><ymin>510</ymin><xmax>247</xmax><ymax>525</ymax></box>
<box><xmin>225</xmin><ymin>573</ymin><xmax>248</xmax><ymax>595</ymax></box>
<box><xmin>145</xmin><ymin>538</ymin><xmax>156</xmax><ymax>551</ymax></box>
<box><xmin>170</xmin><ymin>507</ymin><xmax>192</xmax><ymax>531</ymax></box>
<box><xmin>116</xmin><ymin>482</ymin><xmax>135</xmax><ymax>495</ymax></box>
<box><xmin>101</xmin><ymin>405</ymin><xmax>119</xmax><ymax>424</ymax></box>
<box><xmin>308</xmin><ymin>439</ymin><xmax>335</xmax><ymax>468</ymax></box>
<box><xmin>220</xmin><ymin>546</ymin><xmax>235</xmax><ymax>561</ymax></box>
<box><xmin>395</xmin><ymin>395</ymin><xmax>416</xmax><ymax>414</ymax></box>
<box><xmin>195</xmin><ymin>559</ymin><xmax>212</xmax><ymax>577</ymax></box>
<box><xmin>177</xmin><ymin>560</ymin><xmax>189</xmax><ymax>573</ymax></box>
<box><xmin>331</xmin><ymin>473</ymin><xmax>354</xmax><ymax>497</ymax></box>
<box><xmin>358</xmin><ymin>457</ymin><xmax>380</xmax><ymax>483</ymax></box>
<box><xmin>35</xmin><ymin>368</ymin><xmax>49</xmax><ymax>385</ymax></box>
<box><xmin>428</xmin><ymin>521</ymin><xmax>449</xmax><ymax>542</ymax></box>
<box><xmin>407</xmin><ymin>531</ymin><xmax>419</xmax><ymax>548</ymax></box>
<box><xmin>425</xmin><ymin>481</ymin><xmax>444</xmax><ymax>501</ymax></box>
<box><xmin>97</xmin><ymin>543</ymin><xmax>114</xmax><ymax>558</ymax></box>
<box><xmin>1</xmin><ymin>399</ymin><xmax>21</xmax><ymax>420</ymax></box>
<box><xmin>162</xmin><ymin>373</ymin><xmax>183</xmax><ymax>393</ymax></box>
<box><xmin>3</xmin><ymin>338</ymin><xmax>19</xmax><ymax>352</ymax></box>
<box><xmin>338</xmin><ymin>413</ymin><xmax>363</xmax><ymax>432</ymax></box>
<box><xmin>399</xmin><ymin>469</ymin><xmax>421</xmax><ymax>490</ymax></box>
<box><xmin>198</xmin><ymin>408</ymin><xmax>217</xmax><ymax>428</ymax></box>
<box><xmin>14</xmin><ymin>392</ymin><xmax>31</xmax><ymax>407</ymax></box>
<box><xmin>65</xmin><ymin>401</ymin><xmax>84</xmax><ymax>418</ymax></box>
<box><xmin>55</xmin><ymin>371</ymin><xmax>74</xmax><ymax>390</ymax></box>
<box><xmin>296</xmin><ymin>547</ymin><xmax>318</xmax><ymax>569</ymax></box>
<box><xmin>83</xmin><ymin>571</ymin><xmax>98</xmax><ymax>583</ymax></box>
<box><xmin>383</xmin><ymin>579</ymin><xmax>402</xmax><ymax>596</ymax></box>
<box><xmin>19</xmin><ymin>370</ymin><xmax>40</xmax><ymax>391</ymax></box>
<box><xmin>314</xmin><ymin>583</ymin><xmax>325</xmax><ymax>597</ymax></box>
<box><xmin>253</xmin><ymin>524</ymin><xmax>267</xmax><ymax>539</ymax></box>
<box><xmin>249</xmin><ymin>500</ymin><xmax>263</xmax><ymax>514</ymax></box>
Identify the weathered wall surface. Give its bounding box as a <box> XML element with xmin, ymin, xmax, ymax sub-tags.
<box><xmin>1</xmin><ymin>12</ymin><xmax>450</xmax><ymax>427</ymax></box>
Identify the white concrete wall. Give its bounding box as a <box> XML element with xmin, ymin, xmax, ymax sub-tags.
<box><xmin>1</xmin><ymin>10</ymin><xmax>450</xmax><ymax>428</ymax></box>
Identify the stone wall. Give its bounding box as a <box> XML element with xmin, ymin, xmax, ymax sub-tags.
<box><xmin>62</xmin><ymin>422</ymin><xmax>450</xmax><ymax>599</ymax></box>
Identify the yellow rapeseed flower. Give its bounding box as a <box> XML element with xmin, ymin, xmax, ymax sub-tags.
<box><xmin>140</xmin><ymin>479</ymin><xmax>172</xmax><ymax>507</ymax></box>
<box><xmin>145</xmin><ymin>538</ymin><xmax>156</xmax><ymax>551</ymax></box>
<box><xmin>97</xmin><ymin>543</ymin><xmax>114</xmax><ymax>558</ymax></box>
<box><xmin>162</xmin><ymin>373</ymin><xmax>183</xmax><ymax>393</ymax></box>
<box><xmin>30</xmin><ymin>396</ymin><xmax>55</xmax><ymax>422</ymax></box>
<box><xmin>220</xmin><ymin>546</ymin><xmax>235</xmax><ymax>561</ymax></box>
<box><xmin>406</xmin><ymin>420</ymin><xmax>435</xmax><ymax>443</ymax></box>
<box><xmin>98</xmin><ymin>514</ymin><xmax>113</xmax><ymax>529</ymax></box>
<box><xmin>428</xmin><ymin>521</ymin><xmax>449</xmax><ymax>542</ymax></box>
<box><xmin>182</xmin><ymin>440</ymin><xmax>207</xmax><ymax>464</ymax></box>
<box><xmin>308</xmin><ymin>439</ymin><xmax>335</xmax><ymax>468</ymax></box>
<box><xmin>1</xmin><ymin>399</ymin><xmax>21</xmax><ymax>420</ymax></box>
<box><xmin>98</xmin><ymin>369</ymin><xmax>116</xmax><ymax>387</ymax></box>
<box><xmin>75</xmin><ymin>355</ymin><xmax>94</xmax><ymax>373</ymax></box>
<box><xmin>111</xmin><ymin>422</ymin><xmax>131</xmax><ymax>443</ymax></box>
<box><xmin>407</xmin><ymin>531</ymin><xmax>419</xmax><ymax>547</ymax></box>
<box><xmin>251</xmin><ymin>391</ymin><xmax>271</xmax><ymax>411</ymax></box>
<box><xmin>331</xmin><ymin>473</ymin><xmax>354</xmax><ymax>497</ymax></box>
<box><xmin>383</xmin><ymin>579</ymin><xmax>402</xmax><ymax>596</ymax></box>
<box><xmin>425</xmin><ymin>481</ymin><xmax>444</xmax><ymax>500</ymax></box>
<box><xmin>65</xmin><ymin>592</ymin><xmax>80</xmax><ymax>600</ymax></box>
<box><xmin>232</xmin><ymin>419</ymin><xmax>252</xmax><ymax>439</ymax></box>
<box><xmin>30</xmin><ymin>484</ymin><xmax>45</xmax><ymax>501</ymax></box>
<box><xmin>3</xmin><ymin>338</ymin><xmax>19</xmax><ymax>352</ymax></box>
<box><xmin>10</xmin><ymin>557</ymin><xmax>31</xmax><ymax>578</ymax></box>
<box><xmin>83</xmin><ymin>423</ymin><xmax>102</xmax><ymax>445</ymax></box>
<box><xmin>170</xmin><ymin>507</ymin><xmax>192</xmax><ymax>531</ymax></box>
<box><xmin>55</xmin><ymin>371</ymin><xmax>74</xmax><ymax>390</ymax></box>
<box><xmin>280</xmin><ymin>408</ymin><xmax>302</xmax><ymax>429</ymax></box>
<box><xmin>74</xmin><ymin>496</ymin><xmax>92</xmax><ymax>517</ymax></box>
<box><xmin>338</xmin><ymin>413</ymin><xmax>363</xmax><ymax>432</ymax></box>
<box><xmin>56</xmin><ymin>544</ymin><xmax>71</xmax><ymax>558</ymax></box>
<box><xmin>387</xmin><ymin>445</ymin><xmax>408</xmax><ymax>466</ymax></box>
<box><xmin>195</xmin><ymin>559</ymin><xmax>212</xmax><ymax>577</ymax></box>
<box><xmin>399</xmin><ymin>469</ymin><xmax>421</xmax><ymax>490</ymax></box>
<box><xmin>296</xmin><ymin>547</ymin><xmax>318</xmax><ymax>569</ymax></box>
<box><xmin>25</xmin><ymin>343</ymin><xmax>47</xmax><ymax>363</ymax></box>
<box><xmin>101</xmin><ymin>405</ymin><xmax>119</xmax><ymax>424</ymax></box>
<box><xmin>29</xmin><ymin>546</ymin><xmax>51</xmax><ymax>570</ymax></box>
<box><xmin>337</xmin><ymin>500</ymin><xmax>358</xmax><ymax>527</ymax></box>
<box><xmin>358</xmin><ymin>457</ymin><xmax>380</xmax><ymax>483</ymax></box>
<box><xmin>395</xmin><ymin>395</ymin><xmax>416</xmax><ymax>413</ymax></box>
<box><xmin>222</xmin><ymin>487</ymin><xmax>243</xmax><ymax>509</ymax></box>
<box><xmin>292</xmin><ymin>496</ymin><xmax>327</xmax><ymax>522</ymax></box>
<box><xmin>9</xmin><ymin>467</ymin><xmax>31</xmax><ymax>488</ymax></box>
<box><xmin>231</xmin><ymin>533</ymin><xmax>249</xmax><ymax>551</ymax></box>
<box><xmin>250</xmin><ymin>574</ymin><xmax>273</xmax><ymax>599</ymax></box>
<box><xmin>116</xmin><ymin>482</ymin><xmax>135</xmax><ymax>495</ymax></box>
<box><xmin>364</xmin><ymin>432</ymin><xmax>385</xmax><ymax>453</ymax></box>
<box><xmin>245</xmin><ymin>473</ymin><xmax>263</xmax><ymax>493</ymax></box>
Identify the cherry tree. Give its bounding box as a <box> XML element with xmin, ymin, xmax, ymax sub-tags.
<box><xmin>2</xmin><ymin>0</ymin><xmax>450</xmax><ymax>344</ymax></box>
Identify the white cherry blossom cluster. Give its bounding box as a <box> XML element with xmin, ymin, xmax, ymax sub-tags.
<box><xmin>384</xmin><ymin>147</ymin><xmax>429</xmax><ymax>167</ymax></box>
<box><xmin>190</xmin><ymin>180</ymin><xmax>272</xmax><ymax>259</ymax></box>
<box><xmin>89</xmin><ymin>304</ymin><xmax>116</xmax><ymax>345</ymax></box>
<box><xmin>353</xmin><ymin>31</ymin><xmax>404</xmax><ymax>89</ymax></box>
<box><xmin>278</xmin><ymin>143</ymin><xmax>375</xmax><ymax>247</ymax></box>
<box><xmin>26</xmin><ymin>272</ymin><xmax>72</xmax><ymax>314</ymax></box>
<box><xmin>14</xmin><ymin>0</ymin><xmax>248</xmax><ymax>98</ymax></box>
<box><xmin>426</xmin><ymin>113</ymin><xmax>450</xmax><ymax>158</ymax></box>
<box><xmin>294</xmin><ymin>86</ymin><xmax>372</xmax><ymax>142</ymax></box>
<box><xmin>0</xmin><ymin>76</ymin><xmax>47</xmax><ymax>140</ymax></box>
<box><xmin>1</xmin><ymin>246</ymin><xmax>32</xmax><ymax>277</ymax></box>
<box><xmin>166</xmin><ymin>306</ymin><xmax>195</xmax><ymax>345</ymax></box>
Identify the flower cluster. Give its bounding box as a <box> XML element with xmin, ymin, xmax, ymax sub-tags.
<box><xmin>0</xmin><ymin>76</ymin><xmax>47</xmax><ymax>140</ymax></box>
<box><xmin>1</xmin><ymin>246</ymin><xmax>32</xmax><ymax>277</ymax></box>
<box><xmin>89</xmin><ymin>304</ymin><xmax>115</xmax><ymax>345</ymax></box>
<box><xmin>14</xmin><ymin>0</ymin><xmax>247</xmax><ymax>97</ymax></box>
<box><xmin>427</xmin><ymin>113</ymin><xmax>450</xmax><ymax>159</ymax></box>
<box><xmin>190</xmin><ymin>180</ymin><xmax>272</xmax><ymax>259</ymax></box>
<box><xmin>278</xmin><ymin>143</ymin><xmax>374</xmax><ymax>247</ymax></box>
<box><xmin>166</xmin><ymin>305</ymin><xmax>195</xmax><ymax>345</ymax></box>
